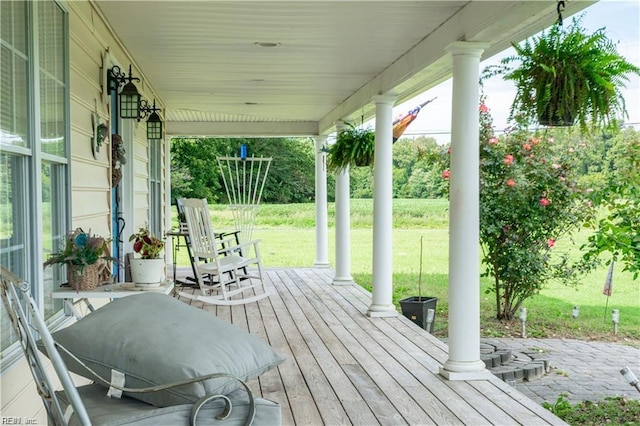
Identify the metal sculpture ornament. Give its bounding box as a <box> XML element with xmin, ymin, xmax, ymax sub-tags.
<box><xmin>217</xmin><ymin>145</ymin><xmax>272</xmax><ymax>243</ymax></box>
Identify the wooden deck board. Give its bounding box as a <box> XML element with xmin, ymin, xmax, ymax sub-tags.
<box><xmin>174</xmin><ymin>267</ymin><xmax>565</xmax><ymax>425</ymax></box>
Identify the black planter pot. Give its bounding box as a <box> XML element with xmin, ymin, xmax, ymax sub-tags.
<box><xmin>399</xmin><ymin>296</ymin><xmax>438</xmax><ymax>333</ymax></box>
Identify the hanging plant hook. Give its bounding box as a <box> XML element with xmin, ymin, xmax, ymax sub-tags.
<box><xmin>556</xmin><ymin>0</ymin><xmax>565</xmax><ymax>26</ymax></box>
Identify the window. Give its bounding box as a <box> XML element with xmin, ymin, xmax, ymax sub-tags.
<box><xmin>0</xmin><ymin>0</ymin><xmax>69</xmax><ymax>361</ymax></box>
<box><xmin>149</xmin><ymin>139</ymin><xmax>162</xmax><ymax>236</ymax></box>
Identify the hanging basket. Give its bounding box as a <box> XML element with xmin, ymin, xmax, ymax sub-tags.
<box><xmin>354</xmin><ymin>154</ymin><xmax>374</xmax><ymax>167</ymax></box>
<box><xmin>538</xmin><ymin>108</ymin><xmax>575</xmax><ymax>127</ymax></box>
<box><xmin>67</xmin><ymin>263</ymin><xmax>101</xmax><ymax>291</ymax></box>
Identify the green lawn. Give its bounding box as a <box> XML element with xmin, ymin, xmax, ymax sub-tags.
<box><xmin>171</xmin><ymin>199</ymin><xmax>639</xmax><ymax>342</ymax></box>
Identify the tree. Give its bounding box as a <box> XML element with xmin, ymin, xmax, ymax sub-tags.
<box><xmin>254</xmin><ymin>137</ymin><xmax>316</xmax><ymax>203</ymax></box>
<box><xmin>581</xmin><ymin>127</ymin><xmax>640</xmax><ymax>278</ymax></box>
<box><xmin>170</xmin><ymin>137</ymin><xmax>231</xmax><ymax>202</ymax></box>
<box><xmin>170</xmin><ymin>137</ymin><xmax>317</xmax><ymax>204</ymax></box>
<box><xmin>478</xmin><ymin>100</ymin><xmax>592</xmax><ymax>320</ymax></box>
<box><xmin>392</xmin><ymin>137</ymin><xmax>448</xmax><ymax>199</ymax></box>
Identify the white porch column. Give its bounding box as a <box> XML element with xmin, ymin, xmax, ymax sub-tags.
<box><xmin>440</xmin><ymin>41</ymin><xmax>491</xmax><ymax>380</ymax></box>
<box><xmin>367</xmin><ymin>95</ymin><xmax>398</xmax><ymax>318</ymax></box>
<box><xmin>333</xmin><ymin>122</ymin><xmax>353</xmax><ymax>284</ymax></box>
<box><xmin>314</xmin><ymin>136</ymin><xmax>330</xmax><ymax>268</ymax></box>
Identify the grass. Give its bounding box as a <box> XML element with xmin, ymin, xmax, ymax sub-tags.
<box><xmin>171</xmin><ymin>199</ymin><xmax>639</xmax><ymax>344</ymax></box>
<box><xmin>543</xmin><ymin>395</ymin><xmax>640</xmax><ymax>426</ymax></box>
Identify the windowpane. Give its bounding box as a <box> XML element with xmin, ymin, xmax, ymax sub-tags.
<box><xmin>1</xmin><ymin>1</ymin><xmax>27</xmax><ymax>54</ymax></box>
<box><xmin>0</xmin><ymin>153</ymin><xmax>28</xmax><ymax>351</ymax></box>
<box><xmin>41</xmin><ymin>161</ymin><xmax>65</xmax><ymax>317</ymax></box>
<box><xmin>40</xmin><ymin>76</ymin><xmax>65</xmax><ymax>156</ymax></box>
<box><xmin>39</xmin><ymin>1</ymin><xmax>66</xmax><ymax>157</ymax></box>
<box><xmin>0</xmin><ymin>0</ymin><xmax>29</xmax><ymax>148</ymax></box>
<box><xmin>1</xmin><ymin>45</ymin><xmax>30</xmax><ymax>149</ymax></box>
<box><xmin>149</xmin><ymin>140</ymin><xmax>162</xmax><ymax>235</ymax></box>
<box><xmin>38</xmin><ymin>1</ymin><xmax>64</xmax><ymax>78</ymax></box>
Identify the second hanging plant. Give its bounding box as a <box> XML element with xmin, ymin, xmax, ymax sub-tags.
<box><xmin>326</xmin><ymin>122</ymin><xmax>375</xmax><ymax>173</ymax></box>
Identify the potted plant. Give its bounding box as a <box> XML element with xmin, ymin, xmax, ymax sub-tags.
<box><xmin>399</xmin><ymin>236</ymin><xmax>438</xmax><ymax>333</ymax></box>
<box><xmin>44</xmin><ymin>229</ymin><xmax>113</xmax><ymax>291</ymax></box>
<box><xmin>484</xmin><ymin>16</ymin><xmax>640</xmax><ymax>130</ymax></box>
<box><xmin>326</xmin><ymin>121</ymin><xmax>375</xmax><ymax>173</ymax></box>
<box><xmin>129</xmin><ymin>226</ymin><xmax>165</xmax><ymax>286</ymax></box>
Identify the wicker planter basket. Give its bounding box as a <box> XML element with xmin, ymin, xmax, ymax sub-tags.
<box><xmin>67</xmin><ymin>263</ymin><xmax>101</xmax><ymax>291</ymax></box>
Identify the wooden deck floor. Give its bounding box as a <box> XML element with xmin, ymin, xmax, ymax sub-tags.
<box><xmin>176</xmin><ymin>267</ymin><xmax>565</xmax><ymax>426</ymax></box>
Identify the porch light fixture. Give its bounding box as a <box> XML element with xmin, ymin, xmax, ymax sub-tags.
<box><xmin>107</xmin><ymin>65</ymin><xmax>141</xmax><ymax>119</ymax></box>
<box><xmin>139</xmin><ymin>99</ymin><xmax>163</xmax><ymax>140</ymax></box>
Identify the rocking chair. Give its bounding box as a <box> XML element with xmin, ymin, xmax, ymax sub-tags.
<box><xmin>178</xmin><ymin>198</ymin><xmax>270</xmax><ymax>305</ymax></box>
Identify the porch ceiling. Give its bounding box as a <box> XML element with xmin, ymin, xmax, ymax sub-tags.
<box><xmin>94</xmin><ymin>1</ymin><xmax>595</xmax><ymax>137</ymax></box>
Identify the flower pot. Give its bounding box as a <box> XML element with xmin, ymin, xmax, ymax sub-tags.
<box><xmin>130</xmin><ymin>258</ymin><xmax>165</xmax><ymax>286</ymax></box>
<box><xmin>400</xmin><ymin>296</ymin><xmax>438</xmax><ymax>333</ymax></box>
<box><xmin>67</xmin><ymin>263</ymin><xmax>102</xmax><ymax>291</ymax></box>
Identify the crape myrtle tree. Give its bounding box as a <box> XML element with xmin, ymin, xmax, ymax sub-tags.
<box><xmin>476</xmin><ymin>99</ymin><xmax>594</xmax><ymax>320</ymax></box>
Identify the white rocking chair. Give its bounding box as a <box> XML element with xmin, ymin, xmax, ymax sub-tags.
<box><xmin>0</xmin><ymin>267</ymin><xmax>273</xmax><ymax>425</ymax></box>
<box><xmin>178</xmin><ymin>198</ymin><xmax>270</xmax><ymax>305</ymax></box>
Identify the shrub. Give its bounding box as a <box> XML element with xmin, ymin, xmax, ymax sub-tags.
<box><xmin>478</xmin><ymin>99</ymin><xmax>593</xmax><ymax>320</ymax></box>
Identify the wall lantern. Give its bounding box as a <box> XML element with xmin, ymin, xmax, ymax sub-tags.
<box><xmin>139</xmin><ymin>99</ymin><xmax>163</xmax><ymax>140</ymax></box>
<box><xmin>107</xmin><ymin>65</ymin><xmax>141</xmax><ymax>119</ymax></box>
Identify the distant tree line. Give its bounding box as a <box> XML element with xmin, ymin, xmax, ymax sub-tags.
<box><xmin>170</xmin><ymin>136</ymin><xmax>450</xmax><ymax>204</ymax></box>
<box><xmin>171</xmin><ymin>137</ymin><xmax>321</xmax><ymax>204</ymax></box>
<box><xmin>170</xmin><ymin>127</ymin><xmax>638</xmax><ymax>205</ymax></box>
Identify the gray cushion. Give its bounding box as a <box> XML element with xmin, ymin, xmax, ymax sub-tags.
<box><xmin>47</xmin><ymin>293</ymin><xmax>284</xmax><ymax>407</ymax></box>
<box><xmin>58</xmin><ymin>384</ymin><xmax>282</xmax><ymax>425</ymax></box>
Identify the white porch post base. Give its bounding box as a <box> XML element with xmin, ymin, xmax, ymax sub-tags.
<box><xmin>366</xmin><ymin>304</ymin><xmax>398</xmax><ymax>318</ymax></box>
<box><xmin>315</xmin><ymin>261</ymin><xmax>331</xmax><ymax>268</ymax></box>
<box><xmin>332</xmin><ymin>277</ymin><xmax>354</xmax><ymax>286</ymax></box>
<box><xmin>439</xmin><ymin>363</ymin><xmax>492</xmax><ymax>381</ymax></box>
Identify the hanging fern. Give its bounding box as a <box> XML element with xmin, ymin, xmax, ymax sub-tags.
<box><xmin>483</xmin><ymin>16</ymin><xmax>639</xmax><ymax>131</ymax></box>
<box><xmin>326</xmin><ymin>122</ymin><xmax>375</xmax><ymax>173</ymax></box>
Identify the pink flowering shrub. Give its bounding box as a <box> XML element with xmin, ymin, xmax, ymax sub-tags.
<box><xmin>478</xmin><ymin>99</ymin><xmax>593</xmax><ymax>320</ymax></box>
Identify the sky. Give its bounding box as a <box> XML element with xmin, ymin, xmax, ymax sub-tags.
<box><xmin>392</xmin><ymin>0</ymin><xmax>640</xmax><ymax>144</ymax></box>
